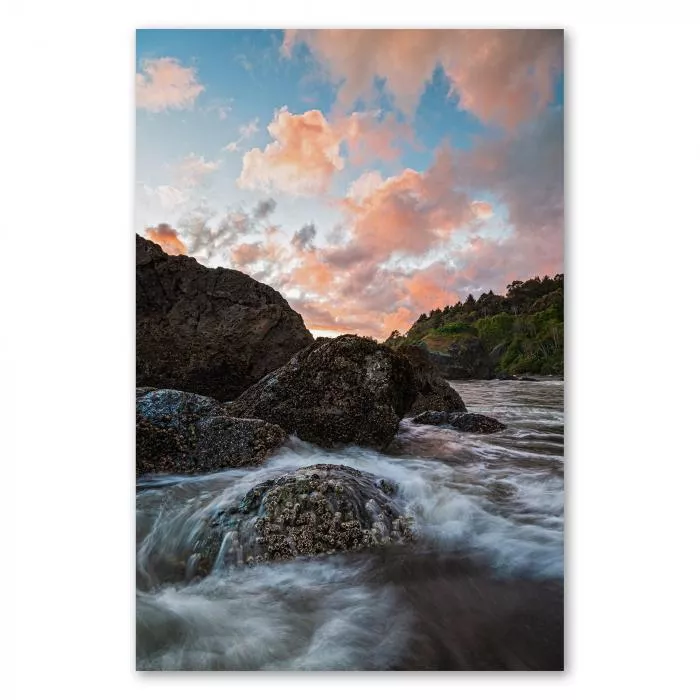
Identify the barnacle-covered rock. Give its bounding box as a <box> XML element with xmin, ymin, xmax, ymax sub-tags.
<box><xmin>196</xmin><ymin>464</ymin><xmax>414</xmax><ymax>569</ymax></box>
<box><xmin>136</xmin><ymin>388</ymin><xmax>286</xmax><ymax>476</ymax></box>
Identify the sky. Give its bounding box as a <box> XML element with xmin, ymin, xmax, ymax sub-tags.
<box><xmin>135</xmin><ymin>29</ymin><xmax>564</xmax><ymax>339</ymax></box>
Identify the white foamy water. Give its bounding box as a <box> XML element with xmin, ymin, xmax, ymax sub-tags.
<box><xmin>136</xmin><ymin>379</ymin><xmax>564</xmax><ymax>671</ymax></box>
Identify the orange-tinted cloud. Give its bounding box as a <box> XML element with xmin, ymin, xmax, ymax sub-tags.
<box><xmin>136</xmin><ymin>58</ymin><xmax>204</xmax><ymax>112</ymax></box>
<box><xmin>145</xmin><ymin>223</ymin><xmax>188</xmax><ymax>256</ymax></box>
<box><xmin>338</xmin><ymin>111</ymin><xmax>412</xmax><ymax>165</ymax></box>
<box><xmin>230</xmin><ymin>242</ymin><xmax>265</xmax><ymax>267</ymax></box>
<box><xmin>237</xmin><ymin>108</ymin><xmax>411</xmax><ymax>196</ymax></box>
<box><xmin>237</xmin><ymin>108</ymin><xmax>344</xmax><ymax>196</ymax></box>
<box><xmin>338</xmin><ymin>148</ymin><xmax>475</xmax><ymax>262</ymax></box>
<box><xmin>283</xmin><ymin>30</ymin><xmax>562</xmax><ymax>128</ymax></box>
<box><xmin>471</xmin><ymin>201</ymin><xmax>494</xmax><ymax>219</ymax></box>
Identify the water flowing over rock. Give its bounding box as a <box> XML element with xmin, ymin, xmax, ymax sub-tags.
<box><xmin>196</xmin><ymin>465</ymin><xmax>414</xmax><ymax>570</ymax></box>
<box><xmin>395</xmin><ymin>345</ymin><xmax>466</xmax><ymax>416</ymax></box>
<box><xmin>136</xmin><ymin>235</ymin><xmax>313</xmax><ymax>401</ymax></box>
<box><xmin>136</xmin><ymin>389</ymin><xmax>287</xmax><ymax>476</ymax></box>
<box><xmin>412</xmin><ymin>410</ymin><xmax>506</xmax><ymax>434</ymax></box>
<box><xmin>227</xmin><ymin>335</ymin><xmax>418</xmax><ymax>448</ymax></box>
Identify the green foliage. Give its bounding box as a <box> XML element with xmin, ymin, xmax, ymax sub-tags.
<box><xmin>433</xmin><ymin>321</ymin><xmax>472</xmax><ymax>335</ymax></box>
<box><xmin>389</xmin><ymin>274</ymin><xmax>564</xmax><ymax>375</ymax></box>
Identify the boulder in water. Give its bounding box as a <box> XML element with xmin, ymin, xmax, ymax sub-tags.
<box><xmin>136</xmin><ymin>388</ymin><xmax>287</xmax><ymax>476</ymax></box>
<box><xmin>227</xmin><ymin>335</ymin><xmax>417</xmax><ymax>448</ymax></box>
<box><xmin>395</xmin><ymin>345</ymin><xmax>466</xmax><ymax>416</ymax></box>
<box><xmin>412</xmin><ymin>410</ymin><xmax>506</xmax><ymax>434</ymax></box>
<box><xmin>136</xmin><ymin>235</ymin><xmax>313</xmax><ymax>401</ymax></box>
<box><xmin>197</xmin><ymin>464</ymin><xmax>414</xmax><ymax>569</ymax></box>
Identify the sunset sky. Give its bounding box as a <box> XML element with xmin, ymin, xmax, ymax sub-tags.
<box><xmin>136</xmin><ymin>29</ymin><xmax>564</xmax><ymax>339</ymax></box>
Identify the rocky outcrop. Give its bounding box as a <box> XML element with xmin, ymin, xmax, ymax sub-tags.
<box><xmin>136</xmin><ymin>235</ymin><xmax>313</xmax><ymax>401</ymax></box>
<box><xmin>227</xmin><ymin>335</ymin><xmax>418</xmax><ymax>448</ymax></box>
<box><xmin>196</xmin><ymin>465</ymin><xmax>414</xmax><ymax>568</ymax></box>
<box><xmin>418</xmin><ymin>335</ymin><xmax>495</xmax><ymax>380</ymax></box>
<box><xmin>396</xmin><ymin>345</ymin><xmax>466</xmax><ymax>415</ymax></box>
<box><xmin>136</xmin><ymin>389</ymin><xmax>287</xmax><ymax>476</ymax></box>
<box><xmin>412</xmin><ymin>410</ymin><xmax>506</xmax><ymax>434</ymax></box>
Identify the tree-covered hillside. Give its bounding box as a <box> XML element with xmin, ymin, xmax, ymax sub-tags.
<box><xmin>385</xmin><ymin>274</ymin><xmax>564</xmax><ymax>378</ymax></box>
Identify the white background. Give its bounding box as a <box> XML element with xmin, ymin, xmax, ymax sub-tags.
<box><xmin>3</xmin><ymin>2</ymin><xmax>700</xmax><ymax>697</ymax></box>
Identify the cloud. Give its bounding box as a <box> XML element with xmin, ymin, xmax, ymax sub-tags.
<box><xmin>346</xmin><ymin>171</ymin><xmax>384</xmax><ymax>202</ymax></box>
<box><xmin>176</xmin><ymin>153</ymin><xmax>222</xmax><ymax>188</ymax></box>
<box><xmin>471</xmin><ymin>201</ymin><xmax>494</xmax><ymax>219</ymax></box>
<box><xmin>144</xmin><ymin>223</ymin><xmax>188</xmax><ymax>255</ymax></box>
<box><xmin>292</xmin><ymin>223</ymin><xmax>317</xmax><ymax>250</ymax></box>
<box><xmin>137</xmin><ymin>183</ymin><xmax>189</xmax><ymax>212</ymax></box>
<box><xmin>231</xmin><ymin>241</ymin><xmax>266</xmax><ymax>266</ymax></box>
<box><xmin>237</xmin><ymin>108</ymin><xmax>344</xmax><ymax>196</ymax></box>
<box><xmin>336</xmin><ymin>111</ymin><xmax>412</xmax><ymax>165</ymax></box>
<box><xmin>223</xmin><ymin>118</ymin><xmax>260</xmax><ymax>152</ymax></box>
<box><xmin>136</xmin><ymin>58</ymin><xmax>204</xmax><ymax>112</ymax></box>
<box><xmin>283</xmin><ymin>29</ymin><xmax>562</xmax><ymax>128</ymax></box>
<box><xmin>239</xmin><ymin>118</ymin><xmax>260</xmax><ymax>139</ymax></box>
<box><xmin>176</xmin><ymin>198</ymin><xmax>277</xmax><ymax>264</ymax></box>
<box><xmin>252</xmin><ymin>197</ymin><xmax>277</xmax><ymax>219</ymax></box>
<box><xmin>453</xmin><ymin>106</ymin><xmax>564</xmax><ymax>287</ymax></box>
<box><xmin>237</xmin><ymin>108</ymin><xmax>411</xmax><ymax>196</ymax></box>
<box><xmin>337</xmin><ymin>148</ymin><xmax>476</xmax><ymax>263</ymax></box>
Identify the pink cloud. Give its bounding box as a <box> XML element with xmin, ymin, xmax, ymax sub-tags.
<box><xmin>136</xmin><ymin>58</ymin><xmax>204</xmax><ymax>112</ymax></box>
<box><xmin>338</xmin><ymin>148</ymin><xmax>475</xmax><ymax>262</ymax></box>
<box><xmin>471</xmin><ymin>201</ymin><xmax>494</xmax><ymax>219</ymax></box>
<box><xmin>237</xmin><ymin>108</ymin><xmax>344</xmax><ymax>196</ymax></box>
<box><xmin>337</xmin><ymin>111</ymin><xmax>413</xmax><ymax>164</ymax></box>
<box><xmin>231</xmin><ymin>241</ymin><xmax>266</xmax><ymax>266</ymax></box>
<box><xmin>283</xmin><ymin>29</ymin><xmax>562</xmax><ymax>128</ymax></box>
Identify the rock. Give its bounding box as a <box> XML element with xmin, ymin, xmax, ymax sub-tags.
<box><xmin>136</xmin><ymin>389</ymin><xmax>287</xmax><ymax>476</ymax></box>
<box><xmin>136</xmin><ymin>235</ymin><xmax>313</xmax><ymax>401</ymax></box>
<box><xmin>395</xmin><ymin>345</ymin><xmax>466</xmax><ymax>416</ymax></box>
<box><xmin>412</xmin><ymin>410</ymin><xmax>506</xmax><ymax>434</ymax></box>
<box><xmin>197</xmin><ymin>464</ymin><xmax>414</xmax><ymax>568</ymax></box>
<box><xmin>227</xmin><ymin>335</ymin><xmax>417</xmax><ymax>448</ymax></box>
<box><xmin>417</xmin><ymin>335</ymin><xmax>495</xmax><ymax>380</ymax></box>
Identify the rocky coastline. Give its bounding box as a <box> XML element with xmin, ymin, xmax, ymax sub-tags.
<box><xmin>135</xmin><ymin>237</ymin><xmax>563</xmax><ymax>671</ymax></box>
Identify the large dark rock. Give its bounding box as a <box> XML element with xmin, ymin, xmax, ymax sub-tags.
<box><xmin>136</xmin><ymin>389</ymin><xmax>287</xmax><ymax>476</ymax></box>
<box><xmin>396</xmin><ymin>345</ymin><xmax>466</xmax><ymax>416</ymax></box>
<box><xmin>136</xmin><ymin>235</ymin><xmax>313</xmax><ymax>401</ymax></box>
<box><xmin>227</xmin><ymin>335</ymin><xmax>418</xmax><ymax>448</ymax></box>
<box><xmin>412</xmin><ymin>410</ymin><xmax>506</xmax><ymax>434</ymax></box>
<box><xmin>197</xmin><ymin>464</ymin><xmax>414</xmax><ymax>568</ymax></box>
